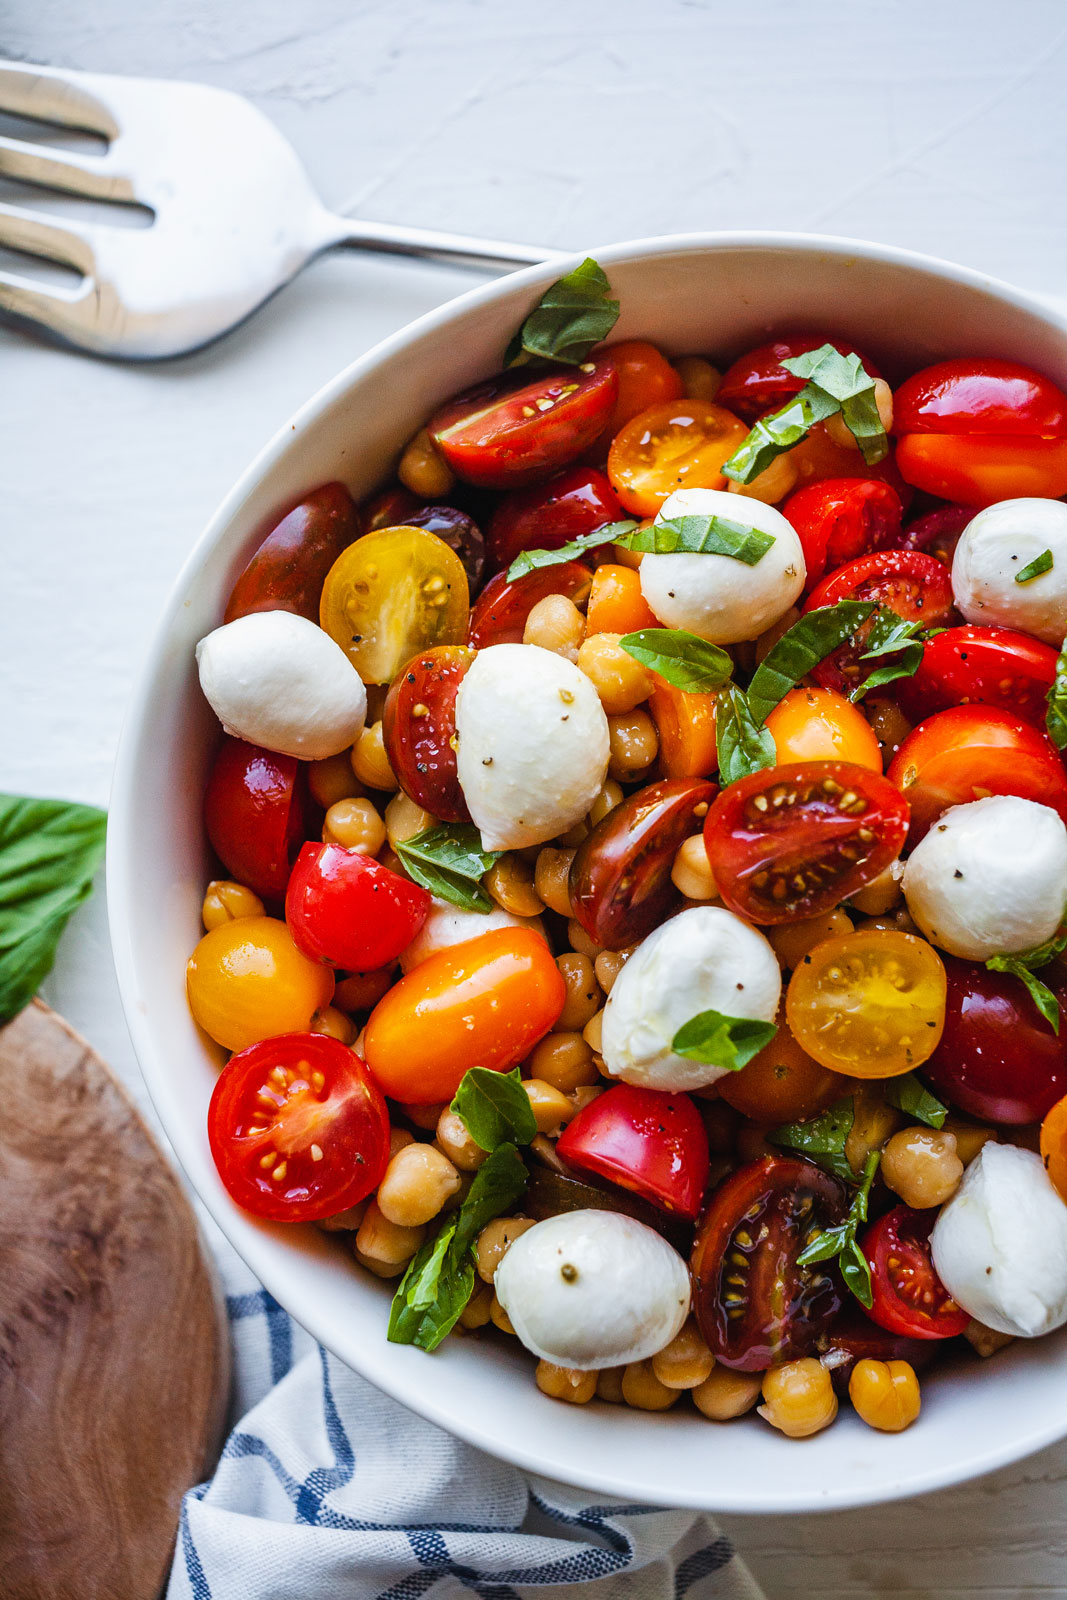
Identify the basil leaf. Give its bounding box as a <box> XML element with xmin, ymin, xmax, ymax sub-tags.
<box><xmin>395</xmin><ymin>824</ymin><xmax>500</xmax><ymax>912</ymax></box>
<box><xmin>625</xmin><ymin>513</ymin><xmax>775</xmax><ymax>565</ymax></box>
<box><xmin>770</xmin><ymin>1096</ymin><xmax>855</xmax><ymax>1183</ymax></box>
<box><xmin>715</xmin><ymin>683</ymin><xmax>777</xmax><ymax>786</ymax></box>
<box><xmin>505</xmin><ymin>257</ymin><xmax>620</xmax><ymax>368</ymax></box>
<box><xmin>0</xmin><ymin>795</ymin><xmax>107</xmax><ymax>1025</ymax></box>
<box><xmin>987</xmin><ymin>955</ymin><xmax>1062</xmax><ymax>1034</ymax></box>
<box><xmin>797</xmin><ymin>1150</ymin><xmax>880</xmax><ymax>1309</ymax></box>
<box><xmin>1047</xmin><ymin>634</ymin><xmax>1067</xmax><ymax>749</ymax></box>
<box><xmin>783</xmin><ymin>346</ymin><xmax>888</xmax><ymax>466</ymax></box>
<box><xmin>618</xmin><ymin>628</ymin><xmax>733</xmax><ymax>693</ymax></box>
<box><xmin>883</xmin><ymin>1072</ymin><xmax>948</xmax><ymax>1129</ymax></box>
<box><xmin>671</xmin><ymin>1009</ymin><xmax>777</xmax><ymax>1072</ymax></box>
<box><xmin>745</xmin><ymin>602</ymin><xmax>876</xmax><ymax>726</ymax></box>
<box><xmin>387</xmin><ymin>1143</ymin><xmax>528</xmax><ymax>1351</ymax></box>
<box><xmin>1016</xmin><ymin>549</ymin><xmax>1054</xmax><ymax>585</ymax></box>
<box><xmin>721</xmin><ymin>384</ymin><xmax>840</xmax><ymax>484</ymax></box>
<box><xmin>505</xmin><ymin>521</ymin><xmax>637</xmax><ymax>582</ymax></box>
<box><xmin>450</xmin><ymin>1066</ymin><xmax>537</xmax><ymax>1152</ymax></box>
<box><xmin>849</xmin><ymin>606</ymin><xmax>926</xmax><ymax>703</ymax></box>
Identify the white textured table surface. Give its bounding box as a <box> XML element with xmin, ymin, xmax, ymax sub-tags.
<box><xmin>5</xmin><ymin>3</ymin><xmax>1067</xmax><ymax>1594</ymax></box>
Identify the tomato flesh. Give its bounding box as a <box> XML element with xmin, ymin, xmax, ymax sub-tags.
<box><xmin>285</xmin><ymin>842</ymin><xmax>430</xmax><ymax>972</ymax></box>
<box><xmin>604</xmin><ymin>339</ymin><xmax>684</xmax><ymax>433</ymax></box>
<box><xmin>782</xmin><ymin>477</ymin><xmax>902</xmax><ymax>591</ymax></box>
<box><xmin>224</xmin><ymin>482</ymin><xmax>358</xmax><ymax>624</ymax></box>
<box><xmin>556</xmin><ymin>1084</ymin><xmax>710</xmax><ymax>1220</ymax></box>
<box><xmin>607</xmin><ymin>399</ymin><xmax>748</xmax><ymax>516</ymax></box>
<box><xmin>486</xmin><ymin>467</ymin><xmax>622</xmax><ymax>573</ymax></box>
<box><xmin>717</xmin><ymin>334</ymin><xmax>879</xmax><ymax>423</ymax></box>
<box><xmin>468</xmin><ymin>560</ymin><xmax>592</xmax><ymax>647</ymax></box>
<box><xmin>204</xmin><ymin>736</ymin><xmax>316</xmax><ymax>903</ymax></box>
<box><xmin>896</xmin><ymin>624</ymin><xmax>1059</xmax><ymax>727</ymax></box>
<box><xmin>862</xmin><ymin>1204</ymin><xmax>970</xmax><ymax>1339</ymax></box>
<box><xmin>803</xmin><ymin>550</ymin><xmax>956</xmax><ymax>698</ymax></box>
<box><xmin>382</xmin><ymin>644</ymin><xmax>475</xmax><ymax>821</ymax></box>
<box><xmin>893</xmin><ymin>358</ymin><xmax>1067</xmax><ymax>438</ymax></box>
<box><xmin>898</xmin><ymin>504</ymin><xmax>973</xmax><ymax>566</ymax></box>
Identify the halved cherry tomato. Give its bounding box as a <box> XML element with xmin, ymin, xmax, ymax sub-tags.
<box><xmin>898</xmin><ymin>503</ymin><xmax>973</xmax><ymax>566</ymax></box>
<box><xmin>363</xmin><ymin>928</ymin><xmax>565</xmax><ymax>1103</ymax></box>
<box><xmin>604</xmin><ymin>340</ymin><xmax>684</xmax><ymax>434</ymax></box>
<box><xmin>886</xmin><ymin>705</ymin><xmax>1067</xmax><ymax>843</ymax></box>
<box><xmin>647</xmin><ymin>681</ymin><xmax>718</xmax><ymax>779</ymax></box>
<box><xmin>428</xmin><ymin>358</ymin><xmax>619</xmax><ymax>489</ymax></box>
<box><xmin>764</xmin><ymin>687</ymin><xmax>883</xmax><ymax>772</ymax></box>
<box><xmin>896</xmin><ymin>433</ymin><xmax>1067</xmax><ymax>507</ymax></box>
<box><xmin>400</xmin><ymin>504</ymin><xmax>486</xmax><ymax>591</ymax></box>
<box><xmin>895</xmin><ymin>624</ymin><xmax>1059</xmax><ymax>727</ymax></box>
<box><xmin>382</xmin><ymin>644</ymin><xmax>475</xmax><ymax>821</ymax></box>
<box><xmin>186</xmin><ymin>916</ymin><xmax>334</xmax><ymax>1053</ymax></box>
<box><xmin>816</xmin><ymin>1307</ymin><xmax>940</xmax><ymax>1391</ymax></box>
<box><xmin>923</xmin><ymin>957</ymin><xmax>1067</xmax><ymax>1124</ymax></box>
<box><xmin>1040</xmin><ymin>1092</ymin><xmax>1067</xmax><ymax>1202</ymax></box>
<box><xmin>585</xmin><ymin>563</ymin><xmax>659</xmax><ymax>635</ymax></box>
<box><xmin>467</xmin><ymin>560</ymin><xmax>592</xmax><ymax>647</ymax></box>
<box><xmin>224</xmin><ymin>482</ymin><xmax>358</xmax><ymax>624</ymax></box>
<box><xmin>208</xmin><ymin>1033</ymin><xmax>390</xmax><ymax>1222</ymax></box>
<box><xmin>607</xmin><ymin>400</ymin><xmax>749</xmax><ymax>516</ymax></box>
<box><xmin>361</xmin><ymin>485</ymin><xmax>422</xmax><ymax>532</ymax></box>
<box><xmin>486</xmin><ymin>467</ymin><xmax>622</xmax><ymax>572</ymax></box>
<box><xmin>703</xmin><ymin>760</ymin><xmax>909</xmax><ymax>925</ymax></box>
<box><xmin>690</xmin><ymin>1155</ymin><xmax>848</xmax><ymax>1370</ymax></box>
<box><xmin>894</xmin><ymin>358</ymin><xmax>1067</xmax><ymax>438</ymax></box>
<box><xmin>717</xmin><ymin>334</ymin><xmax>879</xmax><ymax>423</ymax></box>
<box><xmin>556</xmin><ymin>1083</ymin><xmax>709</xmax><ymax>1220</ymax></box>
<box><xmin>718</xmin><ymin>1009</ymin><xmax>847</xmax><ymax>1123</ymax></box>
<box><xmin>861</xmin><ymin>1204</ymin><xmax>970</xmax><ymax>1340</ymax></box>
<box><xmin>285</xmin><ymin>843</ymin><xmax>430</xmax><ymax>971</ymax></box>
<box><xmin>804</xmin><ymin>550</ymin><xmax>956</xmax><ymax>697</ymax></box>
<box><xmin>569</xmin><ymin>777</ymin><xmax>717</xmax><ymax>950</ymax></box>
<box><xmin>204</xmin><ymin>737</ymin><xmax>317</xmax><ymax>903</ymax></box>
<box><xmin>782</xmin><ymin>478</ymin><xmax>902</xmax><ymax>590</ymax></box>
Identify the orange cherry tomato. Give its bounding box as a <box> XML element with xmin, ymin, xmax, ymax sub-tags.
<box><xmin>648</xmin><ymin>680</ymin><xmax>718</xmax><ymax>778</ymax></box>
<box><xmin>363</xmin><ymin>928</ymin><xmax>565</xmax><ymax>1103</ymax></box>
<box><xmin>764</xmin><ymin>687</ymin><xmax>882</xmax><ymax>772</ymax></box>
<box><xmin>788</xmin><ymin>423</ymin><xmax>913</xmax><ymax>508</ymax></box>
<box><xmin>605</xmin><ymin>340</ymin><xmax>684</xmax><ymax>435</ymax></box>
<box><xmin>895</xmin><ymin>433</ymin><xmax>1067</xmax><ymax>507</ymax></box>
<box><xmin>187</xmin><ymin>916</ymin><xmax>334</xmax><ymax>1053</ymax></box>
<box><xmin>585</xmin><ymin>563</ymin><xmax>659</xmax><ymax>635</ymax></box>
<box><xmin>607</xmin><ymin>400</ymin><xmax>749</xmax><ymax>516</ymax></box>
<box><xmin>718</xmin><ymin>1010</ymin><xmax>849</xmax><ymax>1123</ymax></box>
<box><xmin>1040</xmin><ymin>1093</ymin><xmax>1067</xmax><ymax>1202</ymax></box>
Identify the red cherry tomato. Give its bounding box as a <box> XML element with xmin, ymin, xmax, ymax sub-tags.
<box><xmin>204</xmin><ymin>737</ymin><xmax>317</xmax><ymax>903</ymax></box>
<box><xmin>782</xmin><ymin>478</ymin><xmax>903</xmax><ymax>591</ymax></box>
<box><xmin>894</xmin><ymin>358</ymin><xmax>1067</xmax><ymax>438</ymax></box>
<box><xmin>861</xmin><ymin>1205</ymin><xmax>971</xmax><ymax>1340</ymax></box>
<box><xmin>898</xmin><ymin>503</ymin><xmax>973</xmax><ymax>566</ymax></box>
<box><xmin>208</xmin><ymin>1033</ymin><xmax>390</xmax><ymax>1222</ymax></box>
<box><xmin>703</xmin><ymin>760</ymin><xmax>909</xmax><ymax>925</ymax></box>
<box><xmin>428</xmin><ymin>359</ymin><xmax>618</xmax><ymax>490</ymax></box>
<box><xmin>895</xmin><ymin>624</ymin><xmax>1059</xmax><ymax>728</ymax></box>
<box><xmin>382</xmin><ymin>644</ymin><xmax>475</xmax><ymax>821</ymax></box>
<box><xmin>604</xmin><ymin>339</ymin><xmax>684</xmax><ymax>433</ymax></box>
<box><xmin>886</xmin><ymin>705</ymin><xmax>1067</xmax><ymax>843</ymax></box>
<box><xmin>803</xmin><ymin>550</ymin><xmax>956</xmax><ymax>697</ymax></box>
<box><xmin>486</xmin><ymin>467</ymin><xmax>623</xmax><ymax>573</ymax></box>
<box><xmin>285</xmin><ymin>843</ymin><xmax>430</xmax><ymax>971</ymax></box>
<box><xmin>896</xmin><ymin>433</ymin><xmax>1067</xmax><ymax>507</ymax></box>
<box><xmin>717</xmin><ymin>334</ymin><xmax>880</xmax><ymax>423</ymax></box>
<box><xmin>816</xmin><ymin>1307</ymin><xmax>940</xmax><ymax>1392</ymax></box>
<box><xmin>468</xmin><ymin>560</ymin><xmax>592</xmax><ymax>647</ymax></box>
<box><xmin>223</xmin><ymin>483</ymin><xmax>358</xmax><ymax>624</ymax></box>
<box><xmin>556</xmin><ymin>1084</ymin><xmax>710</xmax><ymax>1220</ymax></box>
<box><xmin>690</xmin><ymin>1155</ymin><xmax>848</xmax><ymax>1370</ymax></box>
<box><xmin>361</xmin><ymin>485</ymin><xmax>422</xmax><ymax>531</ymax></box>
<box><xmin>922</xmin><ymin>956</ymin><xmax>1067</xmax><ymax>1123</ymax></box>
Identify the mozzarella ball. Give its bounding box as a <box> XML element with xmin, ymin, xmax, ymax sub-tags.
<box><xmin>399</xmin><ymin>898</ymin><xmax>546</xmax><ymax>973</ymax></box>
<box><xmin>951</xmin><ymin>498</ymin><xmax>1067</xmax><ymax>644</ymax></box>
<box><xmin>196</xmin><ymin>611</ymin><xmax>366</xmax><ymax>760</ymax></box>
<box><xmin>601</xmin><ymin>905</ymin><xmax>781</xmax><ymax>1091</ymax></box>
<box><xmin>902</xmin><ymin>795</ymin><xmax>1067</xmax><ymax>959</ymax></box>
<box><xmin>931</xmin><ymin>1143</ymin><xmax>1067</xmax><ymax>1337</ymax></box>
<box><xmin>638</xmin><ymin>488</ymin><xmax>806</xmax><ymax>644</ymax></box>
<box><xmin>493</xmin><ymin>1210</ymin><xmax>691</xmax><ymax>1370</ymax></box>
<box><xmin>455</xmin><ymin>644</ymin><xmax>610</xmax><ymax>851</ymax></box>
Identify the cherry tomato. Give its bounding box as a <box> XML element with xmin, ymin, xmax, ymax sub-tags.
<box><xmin>585</xmin><ymin>563</ymin><xmax>659</xmax><ymax>635</ymax></box>
<box><xmin>556</xmin><ymin>1083</ymin><xmax>709</xmax><ymax>1219</ymax></box>
<box><xmin>604</xmin><ymin>339</ymin><xmax>684</xmax><ymax>434</ymax></box>
<box><xmin>467</xmin><ymin>560</ymin><xmax>592</xmax><ymax>648</ymax></box>
<box><xmin>363</xmin><ymin>928</ymin><xmax>564</xmax><ymax>1103</ymax></box>
<box><xmin>896</xmin><ymin>433</ymin><xmax>1067</xmax><ymax>507</ymax></box>
<box><xmin>690</xmin><ymin>1155</ymin><xmax>848</xmax><ymax>1370</ymax></box>
<box><xmin>764</xmin><ymin>687</ymin><xmax>883</xmax><ymax>772</ymax></box>
<box><xmin>186</xmin><ymin>916</ymin><xmax>334</xmax><ymax>1053</ymax></box>
<box><xmin>400</xmin><ymin>504</ymin><xmax>486</xmax><ymax>592</ymax></box>
<box><xmin>486</xmin><ymin>467</ymin><xmax>622</xmax><ymax>573</ymax></box>
<box><xmin>804</xmin><ymin>550</ymin><xmax>956</xmax><ymax>698</ymax></box>
<box><xmin>382</xmin><ymin>644</ymin><xmax>475</xmax><ymax>821</ymax></box>
<box><xmin>886</xmin><ymin>705</ymin><xmax>1067</xmax><ymax>843</ymax></box>
<box><xmin>1040</xmin><ymin>1092</ymin><xmax>1067</xmax><ymax>1202</ymax></box>
<box><xmin>717</xmin><ymin>334</ymin><xmax>880</xmax><ymax>424</ymax></box>
<box><xmin>786</xmin><ymin>929</ymin><xmax>947</xmax><ymax>1078</ymax></box>
<box><xmin>569</xmin><ymin>777</ymin><xmax>717</xmax><ymax>950</ymax></box>
<box><xmin>285</xmin><ymin>843</ymin><xmax>430</xmax><ymax>971</ymax></box>
<box><xmin>224</xmin><ymin>482</ymin><xmax>358</xmax><ymax>624</ymax></box>
<box><xmin>525</xmin><ymin>1163</ymin><xmax>691</xmax><ymax>1251</ymax></box>
<box><xmin>703</xmin><ymin>760</ymin><xmax>909</xmax><ymax>925</ymax></box>
<box><xmin>861</xmin><ymin>1204</ymin><xmax>970</xmax><ymax>1339</ymax></box>
<box><xmin>816</xmin><ymin>1307</ymin><xmax>941</xmax><ymax>1391</ymax></box>
<box><xmin>361</xmin><ymin>485</ymin><xmax>422</xmax><ymax>531</ymax></box>
<box><xmin>894</xmin><ymin>358</ymin><xmax>1067</xmax><ymax>438</ymax></box>
<box><xmin>208</xmin><ymin>1033</ymin><xmax>389</xmax><ymax>1222</ymax></box>
<box><xmin>607</xmin><ymin>400</ymin><xmax>749</xmax><ymax>516</ymax></box>
<box><xmin>717</xmin><ymin>1009</ymin><xmax>848</xmax><ymax>1123</ymax></box>
<box><xmin>895</xmin><ymin>624</ymin><xmax>1059</xmax><ymax>727</ymax></box>
<box><xmin>428</xmin><ymin>358</ymin><xmax>618</xmax><ymax>490</ymax></box>
<box><xmin>204</xmin><ymin>737</ymin><xmax>317</xmax><ymax>903</ymax></box>
<box><xmin>647</xmin><ymin>680</ymin><xmax>719</xmax><ymax>779</ymax></box>
<box><xmin>923</xmin><ymin>956</ymin><xmax>1067</xmax><ymax>1123</ymax></box>
<box><xmin>898</xmin><ymin>503</ymin><xmax>973</xmax><ymax>566</ymax></box>
<box><xmin>787</xmin><ymin>424</ymin><xmax>911</xmax><ymax>504</ymax></box>
<box><xmin>782</xmin><ymin>478</ymin><xmax>903</xmax><ymax>590</ymax></box>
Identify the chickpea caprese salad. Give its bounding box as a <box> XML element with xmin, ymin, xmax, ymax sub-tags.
<box><xmin>187</xmin><ymin>259</ymin><xmax>1067</xmax><ymax>1440</ymax></box>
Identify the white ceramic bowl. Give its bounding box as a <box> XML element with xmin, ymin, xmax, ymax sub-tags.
<box><xmin>110</xmin><ymin>232</ymin><xmax>1067</xmax><ymax>1512</ymax></box>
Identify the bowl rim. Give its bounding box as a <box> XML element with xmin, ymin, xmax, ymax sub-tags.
<box><xmin>108</xmin><ymin>229</ymin><xmax>1067</xmax><ymax>1512</ymax></box>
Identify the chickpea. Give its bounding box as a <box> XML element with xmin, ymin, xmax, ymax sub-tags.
<box><xmin>308</xmin><ymin>751</ymin><xmax>363</xmax><ymax>809</ymax></box>
<box><xmin>594</xmin><ymin>948</ymin><xmax>634</xmax><ymax>993</ymax></box>
<box><xmin>310</xmin><ymin>1005</ymin><xmax>356</xmax><ymax>1044</ymax></box>
<box><xmin>458</xmin><ymin>1281</ymin><xmax>494</xmax><ymax>1330</ymax></box>
<box><xmin>651</xmin><ymin>1320</ymin><xmax>715</xmax><ymax>1390</ymax></box>
<box><xmin>943</xmin><ymin>1117</ymin><xmax>998</xmax><ymax>1166</ymax></box>
<box><xmin>535</xmin><ymin>847</ymin><xmax>576</xmax><ymax>916</ymax></box>
<box><xmin>881</xmin><ymin>1127</ymin><xmax>963</xmax><ymax>1208</ymax></box>
<box><xmin>435</xmin><ymin>1107</ymin><xmax>488</xmax><ymax>1171</ymax></box>
<box><xmin>377</xmin><ymin>1143</ymin><xmax>462</xmax><ymax>1227</ymax></box>
<box><xmin>317</xmin><ymin>1199</ymin><xmax>369</xmax><ymax>1233</ymax></box>
<box><xmin>354</xmin><ymin>1201</ymin><xmax>426</xmax><ymax>1278</ymax></box>
<box><xmin>849</xmin><ymin>862</ymin><xmax>903</xmax><ymax>916</ymax></box>
<box><xmin>524</xmin><ymin>1078</ymin><xmax>578</xmax><ymax>1135</ymax></box>
<box><xmin>848</xmin><ymin>1358</ymin><xmax>920</xmax><ymax>1433</ymax></box>
<box><xmin>485</xmin><ymin>853</ymin><xmax>545</xmax><ymax>918</ymax></box>
<box><xmin>845</xmin><ymin>1084</ymin><xmax>903</xmax><ymax>1174</ymax></box>
<box><xmin>673</xmin><ymin>355</ymin><xmax>721</xmax><ymax>401</ymax></box>
<box><xmin>475</xmin><ymin>1216</ymin><xmax>537</xmax><ymax>1283</ymax></box>
<box><xmin>963</xmin><ymin>1318</ymin><xmax>1015</xmax><ymax>1358</ymax></box>
<box><xmin>323</xmin><ymin>797</ymin><xmax>387</xmax><ymax>855</ymax></box>
<box><xmin>768</xmin><ymin>907</ymin><xmax>853</xmax><ymax>971</ymax></box>
<box><xmin>397</xmin><ymin>426</ymin><xmax>455</xmax><ymax>497</ymax></box>
<box><xmin>759</xmin><ymin>1358</ymin><xmax>838</xmax><ymax>1438</ymax></box>
<box><xmin>201</xmin><ymin>879</ymin><xmax>264</xmax><ymax>930</ymax></box>
<box><xmin>607</xmin><ymin>710</ymin><xmax>658</xmax><ymax>781</ymax></box>
<box><xmin>670</xmin><ymin>835</ymin><xmax>718</xmax><ymax>900</ymax></box>
<box><xmin>568</xmin><ymin>919</ymin><xmax>602</xmax><ymax>959</ymax></box>
<box><xmin>726</xmin><ymin>450</ymin><xmax>799</xmax><ymax>505</ymax></box>
<box><xmin>865</xmin><ymin>695</ymin><xmax>913</xmax><ymax>764</ymax></box>
<box><xmin>489</xmin><ymin>1293</ymin><xmax>516</xmax><ymax>1335</ymax></box>
<box><xmin>570</xmin><ymin>1084</ymin><xmax>604</xmax><ymax>1113</ymax></box>
<box><xmin>596</xmin><ymin>1366</ymin><xmax>626</xmax><ymax>1403</ymax></box>
<box><xmin>611</xmin><ymin>541</ymin><xmax>643</xmax><ymax>572</ymax></box>
<box><xmin>352</xmin><ymin>721</ymin><xmax>397</xmax><ymax>792</ymax></box>
<box><xmin>577</xmin><ymin>632</ymin><xmax>653</xmax><ymax>715</ymax></box>
<box><xmin>528</xmin><ymin>1030</ymin><xmax>599</xmax><ymax>1093</ymax></box>
<box><xmin>855</xmin><ymin>906</ymin><xmax>920</xmax><ymax>937</ymax></box>
<box><xmin>754</xmin><ymin>606</ymin><xmax>801</xmax><ymax>666</ymax></box>
<box><xmin>334</xmin><ymin>966</ymin><xmax>395</xmax><ymax>1013</ymax></box>
<box><xmin>535</xmin><ymin>1360</ymin><xmax>598</xmax><ymax>1404</ymax></box>
<box><xmin>523</xmin><ymin>594</ymin><xmax>585</xmax><ymax>662</ymax></box>
<box><xmin>588</xmin><ymin>779</ymin><xmax>624</xmax><ymax>827</ymax></box>
<box><xmin>692</xmin><ymin>1366</ymin><xmax>762</xmax><ymax>1421</ymax></box>
<box><xmin>553</xmin><ymin>953</ymin><xmax>603</xmax><ymax>1032</ymax></box>
<box><xmin>582</xmin><ymin>1007</ymin><xmax>605</xmax><ymax>1055</ymax></box>
<box><xmin>824</xmin><ymin>378</ymin><xmax>894</xmax><ymax>450</ymax></box>
<box><xmin>384</xmin><ymin>790</ymin><xmax>434</xmax><ymax>848</ymax></box>
<box><xmin>621</xmin><ymin>1359</ymin><xmax>680</xmax><ymax>1411</ymax></box>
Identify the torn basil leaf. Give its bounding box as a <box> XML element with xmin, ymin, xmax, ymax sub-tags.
<box><xmin>395</xmin><ymin>824</ymin><xmax>500</xmax><ymax>912</ymax></box>
<box><xmin>715</xmin><ymin>682</ymin><xmax>777</xmax><ymax>786</ymax></box>
<box><xmin>797</xmin><ymin>1150</ymin><xmax>880</xmax><ymax>1308</ymax></box>
<box><xmin>783</xmin><ymin>346</ymin><xmax>888</xmax><ymax>466</ymax></box>
<box><xmin>1015</xmin><ymin>548</ymin><xmax>1054</xmax><ymax>585</ymax></box>
<box><xmin>505</xmin><ymin>521</ymin><xmax>638</xmax><ymax>581</ymax></box>
<box><xmin>1047</xmin><ymin>635</ymin><xmax>1067</xmax><ymax>750</ymax></box>
<box><xmin>883</xmin><ymin>1072</ymin><xmax>948</xmax><ymax>1130</ymax></box>
<box><xmin>618</xmin><ymin>628</ymin><xmax>733</xmax><ymax>693</ymax></box>
<box><xmin>504</xmin><ymin>257</ymin><xmax>620</xmax><ymax>368</ymax></box>
<box><xmin>450</xmin><ymin>1066</ymin><xmax>537</xmax><ymax>1152</ymax></box>
<box><xmin>770</xmin><ymin>1096</ymin><xmax>855</xmax><ymax>1183</ymax></box>
<box><xmin>744</xmin><ymin>601</ymin><xmax>876</xmax><ymax>726</ymax></box>
<box><xmin>720</xmin><ymin>383</ymin><xmax>840</xmax><ymax>484</ymax></box>
<box><xmin>671</xmin><ymin>1009</ymin><xmax>777</xmax><ymax>1072</ymax></box>
<box><xmin>849</xmin><ymin>607</ymin><xmax>926</xmax><ymax>702</ymax></box>
<box><xmin>625</xmin><ymin>513</ymin><xmax>775</xmax><ymax>564</ymax></box>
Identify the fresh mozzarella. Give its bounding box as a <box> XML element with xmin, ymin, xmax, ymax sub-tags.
<box><xmin>601</xmin><ymin>905</ymin><xmax>781</xmax><ymax>1091</ymax></box>
<box><xmin>454</xmin><ymin>643</ymin><xmax>609</xmax><ymax>851</ymax></box>
<box><xmin>493</xmin><ymin>1210</ymin><xmax>691</xmax><ymax>1370</ymax></box>
<box><xmin>638</xmin><ymin>488</ymin><xmax>806</xmax><ymax>645</ymax></box>
<box><xmin>951</xmin><ymin>498</ymin><xmax>1067</xmax><ymax>644</ymax></box>
<box><xmin>196</xmin><ymin>610</ymin><xmax>366</xmax><ymax>760</ymax></box>
<box><xmin>931</xmin><ymin>1143</ymin><xmax>1067</xmax><ymax>1337</ymax></box>
<box><xmin>901</xmin><ymin>795</ymin><xmax>1067</xmax><ymax>959</ymax></box>
<box><xmin>399</xmin><ymin>898</ymin><xmax>546</xmax><ymax>972</ymax></box>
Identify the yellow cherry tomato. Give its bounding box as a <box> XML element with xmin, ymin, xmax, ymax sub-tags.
<box><xmin>785</xmin><ymin>929</ymin><xmax>946</xmax><ymax>1078</ymax></box>
<box><xmin>607</xmin><ymin>400</ymin><xmax>749</xmax><ymax>516</ymax></box>
<box><xmin>764</xmin><ymin>686</ymin><xmax>883</xmax><ymax>772</ymax></box>
<box><xmin>319</xmin><ymin>526</ymin><xmax>469</xmax><ymax>684</ymax></box>
<box><xmin>187</xmin><ymin>916</ymin><xmax>334</xmax><ymax>1053</ymax></box>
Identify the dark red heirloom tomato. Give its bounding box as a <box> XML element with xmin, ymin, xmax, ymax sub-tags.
<box><xmin>204</xmin><ymin>737</ymin><xmax>317</xmax><ymax>902</ymax></box>
<box><xmin>428</xmin><ymin>358</ymin><xmax>618</xmax><ymax>490</ymax></box>
<box><xmin>886</xmin><ymin>704</ymin><xmax>1067</xmax><ymax>843</ymax></box>
<box><xmin>782</xmin><ymin>478</ymin><xmax>903</xmax><ymax>590</ymax></box>
<box><xmin>569</xmin><ymin>777</ymin><xmax>717</xmax><ymax>950</ymax></box>
<box><xmin>804</xmin><ymin>550</ymin><xmax>956</xmax><ymax>697</ymax></box>
<box><xmin>468</xmin><ymin>560</ymin><xmax>593</xmax><ymax>647</ymax></box>
<box><xmin>861</xmin><ymin>1205</ymin><xmax>970</xmax><ymax>1340</ymax></box>
<box><xmin>691</xmin><ymin>1155</ymin><xmax>848</xmax><ymax>1370</ymax></box>
<box><xmin>703</xmin><ymin>760</ymin><xmax>909</xmax><ymax>926</ymax></box>
<box><xmin>285</xmin><ymin>843</ymin><xmax>430</xmax><ymax>972</ymax></box>
<box><xmin>486</xmin><ymin>467</ymin><xmax>623</xmax><ymax>572</ymax></box>
<box><xmin>208</xmin><ymin>1033</ymin><xmax>390</xmax><ymax>1222</ymax></box>
<box><xmin>922</xmin><ymin>957</ymin><xmax>1067</xmax><ymax>1124</ymax></box>
<box><xmin>816</xmin><ymin>1307</ymin><xmax>940</xmax><ymax>1392</ymax></box>
<box><xmin>898</xmin><ymin>503</ymin><xmax>973</xmax><ymax>566</ymax></box>
<box><xmin>556</xmin><ymin>1084</ymin><xmax>710</xmax><ymax>1220</ymax></box>
<box><xmin>895</xmin><ymin>624</ymin><xmax>1059</xmax><ymax>727</ymax></box>
<box><xmin>224</xmin><ymin>482</ymin><xmax>358</xmax><ymax>623</ymax></box>
<box><xmin>717</xmin><ymin>333</ymin><xmax>880</xmax><ymax>423</ymax></box>
<box><xmin>382</xmin><ymin>644</ymin><xmax>475</xmax><ymax>821</ymax></box>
